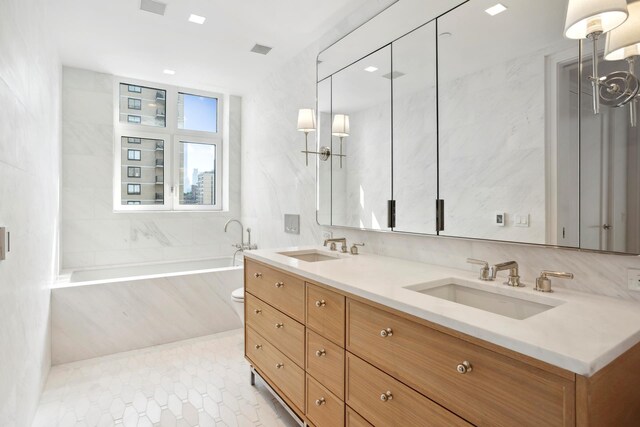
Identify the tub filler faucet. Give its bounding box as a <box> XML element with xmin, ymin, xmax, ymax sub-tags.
<box><xmin>224</xmin><ymin>219</ymin><xmax>257</xmax><ymax>252</ymax></box>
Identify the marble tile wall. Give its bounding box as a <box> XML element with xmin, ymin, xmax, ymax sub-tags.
<box><xmin>0</xmin><ymin>0</ymin><xmax>61</xmax><ymax>425</ymax></box>
<box><xmin>241</xmin><ymin>6</ymin><xmax>640</xmax><ymax>304</ymax></box>
<box><xmin>60</xmin><ymin>68</ymin><xmax>243</xmax><ymax>270</ymax></box>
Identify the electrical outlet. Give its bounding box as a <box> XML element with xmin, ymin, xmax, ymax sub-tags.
<box><xmin>628</xmin><ymin>268</ymin><xmax>640</xmax><ymax>291</ymax></box>
<box><xmin>321</xmin><ymin>231</ymin><xmax>333</xmax><ymax>240</ymax></box>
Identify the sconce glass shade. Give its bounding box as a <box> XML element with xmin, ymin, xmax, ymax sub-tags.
<box><xmin>564</xmin><ymin>0</ymin><xmax>628</xmax><ymax>39</ymax></box>
<box><xmin>605</xmin><ymin>2</ymin><xmax>640</xmax><ymax>61</ymax></box>
<box><xmin>332</xmin><ymin>114</ymin><xmax>350</xmax><ymax>137</ymax></box>
<box><xmin>297</xmin><ymin>109</ymin><xmax>316</xmax><ymax>132</ymax></box>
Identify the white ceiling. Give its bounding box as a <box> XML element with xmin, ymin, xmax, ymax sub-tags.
<box><xmin>51</xmin><ymin>0</ymin><xmax>366</xmax><ymax>95</ymax></box>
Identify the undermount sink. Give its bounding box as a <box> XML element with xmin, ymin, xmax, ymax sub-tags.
<box><xmin>278</xmin><ymin>249</ymin><xmax>342</xmax><ymax>263</ymax></box>
<box><xmin>405</xmin><ymin>278</ymin><xmax>560</xmax><ymax>320</ymax></box>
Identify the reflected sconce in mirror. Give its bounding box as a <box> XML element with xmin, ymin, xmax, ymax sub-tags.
<box><xmin>297</xmin><ymin>108</ymin><xmax>332</xmax><ymax>166</ymax></box>
<box><xmin>604</xmin><ymin>1</ymin><xmax>640</xmax><ymax>127</ymax></box>
<box><xmin>332</xmin><ymin>114</ymin><xmax>349</xmax><ymax>168</ymax></box>
<box><xmin>564</xmin><ymin>0</ymin><xmax>635</xmax><ymax>118</ymax></box>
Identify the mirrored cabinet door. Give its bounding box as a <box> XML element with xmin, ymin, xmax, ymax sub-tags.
<box><xmin>437</xmin><ymin>0</ymin><xmax>579</xmax><ymax>246</ymax></box>
<box><xmin>330</xmin><ymin>46</ymin><xmax>392</xmax><ymax>230</ymax></box>
<box><xmin>317</xmin><ymin>77</ymin><xmax>332</xmax><ymax>226</ymax></box>
<box><xmin>392</xmin><ymin>21</ymin><xmax>438</xmax><ymax>234</ymax></box>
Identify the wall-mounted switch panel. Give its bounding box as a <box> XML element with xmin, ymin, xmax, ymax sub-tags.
<box><xmin>514</xmin><ymin>214</ymin><xmax>530</xmax><ymax>227</ymax></box>
<box><xmin>628</xmin><ymin>268</ymin><xmax>640</xmax><ymax>291</ymax></box>
<box><xmin>0</xmin><ymin>227</ymin><xmax>7</xmax><ymax>260</ymax></box>
<box><xmin>284</xmin><ymin>214</ymin><xmax>300</xmax><ymax>234</ymax></box>
<box><xmin>495</xmin><ymin>212</ymin><xmax>505</xmax><ymax>227</ymax></box>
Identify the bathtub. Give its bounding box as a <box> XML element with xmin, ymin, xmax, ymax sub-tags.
<box><xmin>52</xmin><ymin>257</ymin><xmax>244</xmax><ymax>364</ymax></box>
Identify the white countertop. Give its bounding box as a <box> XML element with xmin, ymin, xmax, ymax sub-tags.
<box><xmin>244</xmin><ymin>246</ymin><xmax>640</xmax><ymax>377</ymax></box>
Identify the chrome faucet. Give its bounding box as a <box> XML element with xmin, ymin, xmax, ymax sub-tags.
<box><xmin>491</xmin><ymin>261</ymin><xmax>523</xmax><ymax>287</ymax></box>
<box><xmin>324</xmin><ymin>237</ymin><xmax>348</xmax><ymax>253</ymax></box>
<box><xmin>224</xmin><ymin>219</ymin><xmax>257</xmax><ymax>251</ymax></box>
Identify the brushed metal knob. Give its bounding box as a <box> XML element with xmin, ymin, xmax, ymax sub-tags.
<box><xmin>315</xmin><ymin>398</ymin><xmax>326</xmax><ymax>406</ymax></box>
<box><xmin>315</xmin><ymin>300</ymin><xmax>326</xmax><ymax>307</ymax></box>
<box><xmin>274</xmin><ymin>281</ymin><xmax>284</xmax><ymax>288</ymax></box>
<box><xmin>456</xmin><ymin>361</ymin><xmax>472</xmax><ymax>374</ymax></box>
<box><xmin>254</xmin><ymin>344</ymin><xmax>262</xmax><ymax>350</ymax></box>
<box><xmin>254</xmin><ymin>272</ymin><xmax>262</xmax><ymax>278</ymax></box>
<box><xmin>380</xmin><ymin>391</ymin><xmax>393</xmax><ymax>402</ymax></box>
<box><xmin>315</xmin><ymin>349</ymin><xmax>326</xmax><ymax>357</ymax></box>
<box><xmin>275</xmin><ymin>323</ymin><xmax>284</xmax><ymax>329</ymax></box>
<box><xmin>254</xmin><ymin>309</ymin><xmax>262</xmax><ymax>314</ymax></box>
<box><xmin>380</xmin><ymin>328</ymin><xmax>393</xmax><ymax>338</ymax></box>
<box><xmin>275</xmin><ymin>363</ymin><xmax>284</xmax><ymax>369</ymax></box>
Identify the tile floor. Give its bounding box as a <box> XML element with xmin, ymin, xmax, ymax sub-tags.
<box><xmin>32</xmin><ymin>329</ymin><xmax>299</xmax><ymax>427</ymax></box>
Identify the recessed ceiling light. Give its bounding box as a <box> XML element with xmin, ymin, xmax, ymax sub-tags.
<box><xmin>250</xmin><ymin>44</ymin><xmax>273</xmax><ymax>55</ymax></box>
<box><xmin>485</xmin><ymin>3</ymin><xmax>507</xmax><ymax>16</ymax></box>
<box><xmin>188</xmin><ymin>14</ymin><xmax>206</xmax><ymax>24</ymax></box>
<box><xmin>163</xmin><ymin>69</ymin><xmax>175</xmax><ymax>75</ymax></box>
<box><xmin>364</xmin><ymin>66</ymin><xmax>378</xmax><ymax>73</ymax></box>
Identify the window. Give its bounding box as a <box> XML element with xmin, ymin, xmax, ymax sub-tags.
<box><xmin>127</xmin><ymin>184</ymin><xmax>141</xmax><ymax>195</ymax></box>
<box><xmin>127</xmin><ymin>149</ymin><xmax>141</xmax><ymax>161</ymax></box>
<box><xmin>178</xmin><ymin>141</ymin><xmax>218</xmax><ymax>206</ymax></box>
<box><xmin>127</xmin><ymin>167</ymin><xmax>141</xmax><ymax>178</ymax></box>
<box><xmin>178</xmin><ymin>92</ymin><xmax>218</xmax><ymax>133</ymax></box>
<box><xmin>114</xmin><ymin>79</ymin><xmax>223</xmax><ymax>211</ymax></box>
<box><xmin>128</xmin><ymin>98</ymin><xmax>142</xmax><ymax>110</ymax></box>
<box><xmin>119</xmin><ymin>83</ymin><xmax>166</xmax><ymax>127</ymax></box>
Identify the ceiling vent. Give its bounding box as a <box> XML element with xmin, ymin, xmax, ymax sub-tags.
<box><xmin>140</xmin><ymin>0</ymin><xmax>167</xmax><ymax>16</ymax></box>
<box><xmin>382</xmin><ymin>71</ymin><xmax>406</xmax><ymax>80</ymax></box>
<box><xmin>250</xmin><ymin>44</ymin><xmax>273</xmax><ymax>55</ymax></box>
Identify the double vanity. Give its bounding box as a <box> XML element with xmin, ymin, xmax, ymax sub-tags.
<box><xmin>243</xmin><ymin>246</ymin><xmax>640</xmax><ymax>427</ymax></box>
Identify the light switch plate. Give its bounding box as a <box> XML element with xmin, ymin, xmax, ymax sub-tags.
<box><xmin>284</xmin><ymin>214</ymin><xmax>300</xmax><ymax>234</ymax></box>
<box><xmin>514</xmin><ymin>214</ymin><xmax>530</xmax><ymax>227</ymax></box>
<box><xmin>0</xmin><ymin>227</ymin><xmax>6</xmax><ymax>260</ymax></box>
<box><xmin>628</xmin><ymin>268</ymin><xmax>640</xmax><ymax>291</ymax></box>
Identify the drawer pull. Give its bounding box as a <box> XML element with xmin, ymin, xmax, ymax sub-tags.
<box><xmin>380</xmin><ymin>391</ymin><xmax>393</xmax><ymax>402</ymax></box>
<box><xmin>315</xmin><ymin>349</ymin><xmax>326</xmax><ymax>357</ymax></box>
<box><xmin>315</xmin><ymin>299</ymin><xmax>326</xmax><ymax>307</ymax></box>
<box><xmin>315</xmin><ymin>398</ymin><xmax>326</xmax><ymax>406</ymax></box>
<box><xmin>275</xmin><ymin>281</ymin><xmax>284</xmax><ymax>288</ymax></box>
<box><xmin>275</xmin><ymin>323</ymin><xmax>284</xmax><ymax>329</ymax></box>
<box><xmin>456</xmin><ymin>361</ymin><xmax>473</xmax><ymax>374</ymax></box>
<box><xmin>254</xmin><ymin>309</ymin><xmax>262</xmax><ymax>314</ymax></box>
<box><xmin>380</xmin><ymin>328</ymin><xmax>393</xmax><ymax>338</ymax></box>
<box><xmin>275</xmin><ymin>363</ymin><xmax>284</xmax><ymax>369</ymax></box>
<box><xmin>254</xmin><ymin>344</ymin><xmax>263</xmax><ymax>350</ymax></box>
<box><xmin>254</xmin><ymin>272</ymin><xmax>263</xmax><ymax>278</ymax></box>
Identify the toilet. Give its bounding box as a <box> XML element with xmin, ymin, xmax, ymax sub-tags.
<box><xmin>231</xmin><ymin>287</ymin><xmax>244</xmax><ymax>325</ymax></box>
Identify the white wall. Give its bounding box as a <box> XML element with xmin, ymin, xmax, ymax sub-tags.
<box><xmin>0</xmin><ymin>0</ymin><xmax>61</xmax><ymax>425</ymax></box>
<box><xmin>241</xmin><ymin>19</ymin><xmax>640</xmax><ymax>304</ymax></box>
<box><xmin>60</xmin><ymin>68</ymin><xmax>243</xmax><ymax>270</ymax></box>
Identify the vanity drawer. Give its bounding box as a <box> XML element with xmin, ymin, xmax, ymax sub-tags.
<box><xmin>245</xmin><ymin>293</ymin><xmax>305</xmax><ymax>367</ymax></box>
<box><xmin>245</xmin><ymin>259</ymin><xmax>305</xmax><ymax>322</ymax></box>
<box><xmin>346</xmin><ymin>353</ymin><xmax>470</xmax><ymax>427</ymax></box>
<box><xmin>346</xmin><ymin>407</ymin><xmax>372</xmax><ymax>427</ymax></box>
<box><xmin>347</xmin><ymin>299</ymin><xmax>575</xmax><ymax>427</ymax></box>
<box><xmin>246</xmin><ymin>326</ymin><xmax>305</xmax><ymax>411</ymax></box>
<box><xmin>306</xmin><ymin>283</ymin><xmax>345</xmax><ymax>346</ymax></box>
<box><xmin>306</xmin><ymin>329</ymin><xmax>344</xmax><ymax>399</ymax></box>
<box><xmin>306</xmin><ymin>375</ymin><xmax>344</xmax><ymax>427</ymax></box>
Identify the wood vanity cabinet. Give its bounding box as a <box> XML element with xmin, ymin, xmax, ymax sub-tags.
<box><xmin>244</xmin><ymin>259</ymin><xmax>640</xmax><ymax>427</ymax></box>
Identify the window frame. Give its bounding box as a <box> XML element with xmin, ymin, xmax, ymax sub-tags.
<box><xmin>113</xmin><ymin>77</ymin><xmax>224</xmax><ymax>212</ymax></box>
<box><xmin>128</xmin><ymin>97</ymin><xmax>142</xmax><ymax>110</ymax></box>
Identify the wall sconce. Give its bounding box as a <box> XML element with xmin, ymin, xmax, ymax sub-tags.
<box><xmin>604</xmin><ymin>1</ymin><xmax>640</xmax><ymax>127</ymax></box>
<box><xmin>297</xmin><ymin>109</ymin><xmax>316</xmax><ymax>166</ymax></box>
<box><xmin>564</xmin><ymin>0</ymin><xmax>631</xmax><ymax>115</ymax></box>
<box><xmin>332</xmin><ymin>114</ymin><xmax>349</xmax><ymax>169</ymax></box>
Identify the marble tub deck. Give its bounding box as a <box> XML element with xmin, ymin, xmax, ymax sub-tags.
<box><xmin>32</xmin><ymin>329</ymin><xmax>298</xmax><ymax>427</ymax></box>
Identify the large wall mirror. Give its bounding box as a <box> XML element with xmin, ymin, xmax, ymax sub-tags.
<box><xmin>316</xmin><ymin>0</ymin><xmax>640</xmax><ymax>255</ymax></box>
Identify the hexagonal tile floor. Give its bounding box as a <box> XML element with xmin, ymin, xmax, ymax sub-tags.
<box><xmin>32</xmin><ymin>329</ymin><xmax>299</xmax><ymax>427</ymax></box>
